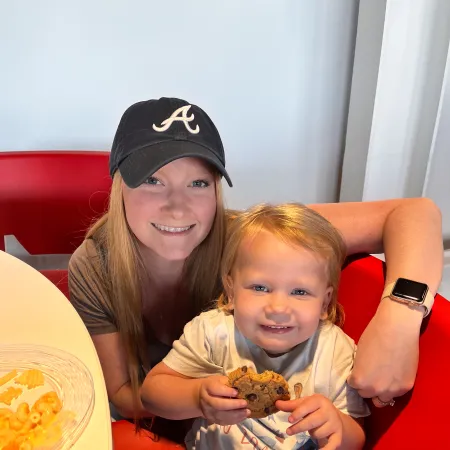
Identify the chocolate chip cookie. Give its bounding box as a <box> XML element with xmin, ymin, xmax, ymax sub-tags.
<box><xmin>228</xmin><ymin>366</ymin><xmax>290</xmax><ymax>418</ymax></box>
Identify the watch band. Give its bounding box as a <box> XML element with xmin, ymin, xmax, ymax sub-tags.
<box><xmin>382</xmin><ymin>281</ymin><xmax>435</xmax><ymax>317</ymax></box>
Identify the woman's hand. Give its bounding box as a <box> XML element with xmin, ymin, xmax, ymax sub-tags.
<box><xmin>198</xmin><ymin>375</ymin><xmax>249</xmax><ymax>425</ymax></box>
<box><xmin>348</xmin><ymin>298</ymin><xmax>421</xmax><ymax>407</ymax></box>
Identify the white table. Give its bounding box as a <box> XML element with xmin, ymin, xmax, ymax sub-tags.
<box><xmin>0</xmin><ymin>250</ymin><xmax>112</xmax><ymax>450</ymax></box>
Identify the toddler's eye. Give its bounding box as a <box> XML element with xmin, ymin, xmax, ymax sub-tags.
<box><xmin>291</xmin><ymin>289</ymin><xmax>308</xmax><ymax>296</ymax></box>
<box><xmin>252</xmin><ymin>285</ymin><xmax>269</xmax><ymax>293</ymax></box>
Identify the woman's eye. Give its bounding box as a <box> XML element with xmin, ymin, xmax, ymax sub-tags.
<box><xmin>191</xmin><ymin>180</ymin><xmax>210</xmax><ymax>188</ymax></box>
<box><xmin>251</xmin><ymin>285</ymin><xmax>269</xmax><ymax>293</ymax></box>
<box><xmin>143</xmin><ymin>176</ymin><xmax>162</xmax><ymax>185</ymax></box>
<box><xmin>291</xmin><ymin>289</ymin><xmax>308</xmax><ymax>296</ymax></box>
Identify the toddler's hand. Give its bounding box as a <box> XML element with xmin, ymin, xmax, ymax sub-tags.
<box><xmin>199</xmin><ymin>375</ymin><xmax>249</xmax><ymax>425</ymax></box>
<box><xmin>276</xmin><ymin>394</ymin><xmax>343</xmax><ymax>450</ymax></box>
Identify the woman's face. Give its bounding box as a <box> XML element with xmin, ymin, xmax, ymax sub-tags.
<box><xmin>122</xmin><ymin>157</ymin><xmax>217</xmax><ymax>261</ymax></box>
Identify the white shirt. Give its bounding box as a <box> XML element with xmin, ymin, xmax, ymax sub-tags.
<box><xmin>163</xmin><ymin>309</ymin><xmax>370</xmax><ymax>450</ymax></box>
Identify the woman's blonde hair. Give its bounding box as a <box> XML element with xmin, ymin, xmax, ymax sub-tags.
<box><xmin>86</xmin><ymin>170</ymin><xmax>226</xmax><ymax>427</ymax></box>
<box><xmin>217</xmin><ymin>203</ymin><xmax>347</xmax><ymax>326</ymax></box>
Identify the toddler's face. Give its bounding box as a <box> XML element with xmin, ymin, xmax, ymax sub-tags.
<box><xmin>227</xmin><ymin>230</ymin><xmax>332</xmax><ymax>356</ymax></box>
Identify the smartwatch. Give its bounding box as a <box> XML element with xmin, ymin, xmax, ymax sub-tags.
<box><xmin>382</xmin><ymin>278</ymin><xmax>435</xmax><ymax>317</ymax></box>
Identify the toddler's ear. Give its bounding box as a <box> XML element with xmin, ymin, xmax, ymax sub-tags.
<box><xmin>224</xmin><ymin>275</ymin><xmax>235</xmax><ymax>308</ymax></box>
<box><xmin>320</xmin><ymin>287</ymin><xmax>333</xmax><ymax>320</ymax></box>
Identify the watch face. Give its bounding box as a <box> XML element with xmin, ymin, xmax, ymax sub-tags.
<box><xmin>392</xmin><ymin>278</ymin><xmax>428</xmax><ymax>303</ymax></box>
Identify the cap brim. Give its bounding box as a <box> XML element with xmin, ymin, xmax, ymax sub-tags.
<box><xmin>119</xmin><ymin>141</ymin><xmax>233</xmax><ymax>189</ymax></box>
<box><xmin>118</xmin><ymin>141</ymin><xmax>233</xmax><ymax>188</ymax></box>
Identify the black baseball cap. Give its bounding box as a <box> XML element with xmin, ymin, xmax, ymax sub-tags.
<box><xmin>109</xmin><ymin>97</ymin><xmax>232</xmax><ymax>188</ymax></box>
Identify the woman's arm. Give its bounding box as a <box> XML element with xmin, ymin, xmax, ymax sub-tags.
<box><xmin>69</xmin><ymin>242</ymin><xmax>152</xmax><ymax>419</ymax></box>
<box><xmin>91</xmin><ymin>333</ymin><xmax>154</xmax><ymax>419</ymax></box>
<box><xmin>309</xmin><ymin>197</ymin><xmax>442</xmax><ymax>291</ymax></box>
<box><xmin>310</xmin><ymin>198</ymin><xmax>443</xmax><ymax>403</ymax></box>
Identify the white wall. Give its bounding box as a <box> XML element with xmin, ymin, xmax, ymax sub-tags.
<box><xmin>423</xmin><ymin>40</ymin><xmax>450</xmax><ymax>243</ymax></box>
<box><xmin>340</xmin><ymin>0</ymin><xmax>386</xmax><ymax>202</ymax></box>
<box><xmin>341</xmin><ymin>0</ymin><xmax>450</xmax><ymax>299</ymax></box>
<box><xmin>0</xmin><ymin>0</ymin><xmax>359</xmax><ymax>209</ymax></box>
<box><xmin>341</xmin><ymin>0</ymin><xmax>450</xmax><ymax>241</ymax></box>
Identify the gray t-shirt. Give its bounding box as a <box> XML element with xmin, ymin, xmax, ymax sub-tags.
<box><xmin>68</xmin><ymin>239</ymin><xmax>171</xmax><ymax>368</ymax></box>
<box><xmin>164</xmin><ymin>309</ymin><xmax>370</xmax><ymax>450</ymax></box>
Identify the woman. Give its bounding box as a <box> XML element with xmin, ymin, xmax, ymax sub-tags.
<box><xmin>68</xmin><ymin>97</ymin><xmax>443</xmax><ymax>435</ymax></box>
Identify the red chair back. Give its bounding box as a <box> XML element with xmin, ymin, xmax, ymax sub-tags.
<box><xmin>0</xmin><ymin>151</ymin><xmax>111</xmax><ymax>296</ymax></box>
<box><xmin>0</xmin><ymin>151</ymin><xmax>111</xmax><ymax>254</ymax></box>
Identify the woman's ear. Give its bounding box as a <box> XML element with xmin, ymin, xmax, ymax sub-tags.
<box><xmin>320</xmin><ymin>287</ymin><xmax>333</xmax><ymax>320</ymax></box>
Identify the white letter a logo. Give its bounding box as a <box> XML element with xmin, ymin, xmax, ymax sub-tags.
<box><xmin>152</xmin><ymin>105</ymin><xmax>200</xmax><ymax>134</ymax></box>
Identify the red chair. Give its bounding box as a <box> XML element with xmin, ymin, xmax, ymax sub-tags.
<box><xmin>0</xmin><ymin>151</ymin><xmax>111</xmax><ymax>297</ymax></box>
<box><xmin>112</xmin><ymin>254</ymin><xmax>450</xmax><ymax>449</ymax></box>
<box><xmin>339</xmin><ymin>254</ymin><xmax>449</xmax><ymax>449</ymax></box>
<box><xmin>112</xmin><ymin>420</ymin><xmax>185</xmax><ymax>450</ymax></box>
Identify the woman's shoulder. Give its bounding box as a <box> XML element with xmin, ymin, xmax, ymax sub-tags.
<box><xmin>68</xmin><ymin>238</ymin><xmax>117</xmax><ymax>333</ymax></box>
<box><xmin>69</xmin><ymin>238</ymin><xmax>102</xmax><ymax>270</ymax></box>
<box><xmin>68</xmin><ymin>238</ymin><xmax>106</xmax><ymax>300</ymax></box>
